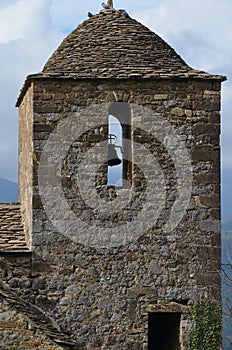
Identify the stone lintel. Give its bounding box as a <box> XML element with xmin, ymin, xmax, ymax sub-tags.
<box><xmin>144</xmin><ymin>302</ymin><xmax>191</xmax><ymax>314</ymax></box>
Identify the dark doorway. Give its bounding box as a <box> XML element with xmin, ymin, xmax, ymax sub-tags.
<box><xmin>148</xmin><ymin>312</ymin><xmax>181</xmax><ymax>350</ymax></box>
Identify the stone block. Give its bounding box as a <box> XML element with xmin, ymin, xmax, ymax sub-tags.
<box><xmin>171</xmin><ymin>107</ymin><xmax>185</xmax><ymax>116</ymax></box>
<box><xmin>32</xmin><ymin>261</ymin><xmax>52</xmax><ymax>273</ymax></box>
<box><xmin>191</xmin><ymin>145</ymin><xmax>220</xmax><ymax>161</ymax></box>
<box><xmin>194</xmin><ymin>173</ymin><xmax>219</xmax><ymax>184</ymax></box>
<box><xmin>185</xmin><ymin>109</ymin><xmax>192</xmax><ymax>117</ymax></box>
<box><xmin>209</xmin><ymin>208</ymin><xmax>220</xmax><ymax>220</ymax></box>
<box><xmin>32</xmin><ymin>196</ymin><xmax>43</xmax><ymax>209</ymax></box>
<box><xmin>0</xmin><ymin>312</ymin><xmax>11</xmax><ymax>321</ymax></box>
<box><xmin>153</xmin><ymin>94</ymin><xmax>168</xmax><ymax>100</ymax></box>
<box><xmin>192</xmin><ymin>123</ymin><xmax>219</xmax><ymax>135</ymax></box>
<box><xmin>200</xmin><ymin>219</ymin><xmax>220</xmax><ymax>233</ymax></box>
<box><xmin>196</xmin><ymin>195</ymin><xmax>220</xmax><ymax>208</ymax></box>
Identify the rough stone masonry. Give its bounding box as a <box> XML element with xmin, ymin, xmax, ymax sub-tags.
<box><xmin>0</xmin><ymin>7</ymin><xmax>226</xmax><ymax>350</ymax></box>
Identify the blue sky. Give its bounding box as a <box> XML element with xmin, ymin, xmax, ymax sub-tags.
<box><xmin>0</xmin><ymin>0</ymin><xmax>231</xmax><ymax>223</ymax></box>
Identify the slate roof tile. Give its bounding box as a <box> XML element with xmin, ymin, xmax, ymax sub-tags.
<box><xmin>16</xmin><ymin>8</ymin><xmax>226</xmax><ymax>107</ymax></box>
<box><xmin>0</xmin><ymin>204</ymin><xmax>30</xmax><ymax>253</ymax></box>
<box><xmin>42</xmin><ymin>9</ymin><xmax>226</xmax><ymax>80</ymax></box>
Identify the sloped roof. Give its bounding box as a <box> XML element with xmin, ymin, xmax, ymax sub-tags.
<box><xmin>0</xmin><ymin>204</ymin><xmax>29</xmax><ymax>253</ymax></box>
<box><xmin>16</xmin><ymin>7</ymin><xmax>226</xmax><ymax>106</ymax></box>
<box><xmin>0</xmin><ymin>280</ymin><xmax>77</xmax><ymax>348</ymax></box>
<box><xmin>42</xmin><ymin>8</ymin><xmax>225</xmax><ymax>80</ymax></box>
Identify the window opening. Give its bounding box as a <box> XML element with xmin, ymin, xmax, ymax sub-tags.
<box><xmin>107</xmin><ymin>103</ymin><xmax>131</xmax><ymax>187</ymax></box>
<box><xmin>108</xmin><ymin>116</ymin><xmax>123</xmax><ymax>186</ymax></box>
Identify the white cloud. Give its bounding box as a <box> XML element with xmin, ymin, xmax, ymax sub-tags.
<box><xmin>222</xmin><ymin>85</ymin><xmax>232</xmax><ymax>133</ymax></box>
<box><xmin>132</xmin><ymin>0</ymin><xmax>232</xmax><ymax>73</ymax></box>
<box><xmin>0</xmin><ymin>0</ymin><xmax>232</xmax><ymax>182</ymax></box>
<box><xmin>0</xmin><ymin>0</ymin><xmax>64</xmax><ymax>181</ymax></box>
<box><xmin>49</xmin><ymin>0</ymin><xmax>152</xmax><ymax>32</ymax></box>
<box><xmin>0</xmin><ymin>0</ymin><xmax>54</xmax><ymax>43</ymax></box>
<box><xmin>132</xmin><ymin>0</ymin><xmax>232</xmax><ymax>174</ymax></box>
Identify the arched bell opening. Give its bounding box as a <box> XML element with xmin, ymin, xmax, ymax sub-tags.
<box><xmin>107</xmin><ymin>102</ymin><xmax>132</xmax><ymax>188</ymax></box>
<box><xmin>107</xmin><ymin>116</ymin><xmax>123</xmax><ymax>186</ymax></box>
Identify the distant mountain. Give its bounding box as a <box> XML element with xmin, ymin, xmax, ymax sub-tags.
<box><xmin>0</xmin><ymin>177</ymin><xmax>18</xmax><ymax>203</ymax></box>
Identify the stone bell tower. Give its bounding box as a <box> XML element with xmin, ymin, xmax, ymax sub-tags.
<box><xmin>14</xmin><ymin>6</ymin><xmax>226</xmax><ymax>350</ymax></box>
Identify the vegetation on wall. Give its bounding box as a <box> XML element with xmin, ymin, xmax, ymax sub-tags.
<box><xmin>189</xmin><ymin>300</ymin><xmax>221</xmax><ymax>350</ymax></box>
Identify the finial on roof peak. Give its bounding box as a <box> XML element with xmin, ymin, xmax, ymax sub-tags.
<box><xmin>101</xmin><ymin>1</ymin><xmax>113</xmax><ymax>9</ymax></box>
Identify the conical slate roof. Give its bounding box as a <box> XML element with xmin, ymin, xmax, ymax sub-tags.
<box><xmin>16</xmin><ymin>7</ymin><xmax>226</xmax><ymax>106</ymax></box>
<box><xmin>41</xmin><ymin>8</ymin><xmax>224</xmax><ymax>80</ymax></box>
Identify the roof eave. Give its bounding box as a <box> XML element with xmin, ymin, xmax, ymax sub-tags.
<box><xmin>16</xmin><ymin>72</ymin><xmax>227</xmax><ymax>107</ymax></box>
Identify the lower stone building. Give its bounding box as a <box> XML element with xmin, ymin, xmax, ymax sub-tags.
<box><xmin>0</xmin><ymin>5</ymin><xmax>226</xmax><ymax>350</ymax></box>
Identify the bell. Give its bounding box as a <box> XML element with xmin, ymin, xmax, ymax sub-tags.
<box><xmin>108</xmin><ymin>144</ymin><xmax>122</xmax><ymax>167</ymax></box>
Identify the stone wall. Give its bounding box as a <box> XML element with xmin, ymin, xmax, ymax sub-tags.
<box><xmin>18</xmin><ymin>85</ymin><xmax>33</xmax><ymax>246</ymax></box>
<box><xmin>0</xmin><ymin>254</ymin><xmax>78</xmax><ymax>349</ymax></box>
<box><xmin>14</xmin><ymin>77</ymin><xmax>222</xmax><ymax>349</ymax></box>
<box><xmin>0</xmin><ymin>297</ymin><xmax>63</xmax><ymax>350</ymax></box>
